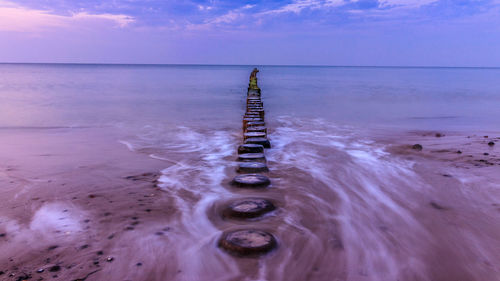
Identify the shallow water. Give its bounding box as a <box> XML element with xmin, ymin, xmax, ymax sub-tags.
<box><xmin>114</xmin><ymin>117</ymin><xmax>499</xmax><ymax>281</ymax></box>
<box><xmin>1</xmin><ymin>64</ymin><xmax>500</xmax><ymax>280</ymax></box>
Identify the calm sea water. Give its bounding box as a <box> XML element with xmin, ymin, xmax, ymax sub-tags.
<box><xmin>1</xmin><ymin>64</ymin><xmax>499</xmax><ymax>131</ymax></box>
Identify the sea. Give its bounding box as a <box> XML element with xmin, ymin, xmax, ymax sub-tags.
<box><xmin>1</xmin><ymin>64</ymin><xmax>500</xmax><ymax>130</ymax></box>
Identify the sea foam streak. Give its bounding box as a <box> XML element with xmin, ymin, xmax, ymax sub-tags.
<box><xmin>118</xmin><ymin>119</ymin><xmax>499</xmax><ymax>281</ymax></box>
<box><xmin>267</xmin><ymin>117</ymin><xmax>431</xmax><ymax>280</ymax></box>
<box><xmin>123</xmin><ymin>125</ymin><xmax>242</xmax><ymax>280</ymax></box>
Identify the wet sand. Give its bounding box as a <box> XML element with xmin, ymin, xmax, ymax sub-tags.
<box><xmin>0</xmin><ymin>127</ymin><xmax>177</xmax><ymax>280</ymax></box>
<box><xmin>1</xmin><ymin>125</ymin><xmax>499</xmax><ymax>281</ymax></box>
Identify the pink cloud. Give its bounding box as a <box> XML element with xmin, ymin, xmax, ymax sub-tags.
<box><xmin>0</xmin><ymin>0</ymin><xmax>134</xmax><ymax>32</ymax></box>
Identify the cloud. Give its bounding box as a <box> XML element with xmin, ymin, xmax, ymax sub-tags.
<box><xmin>258</xmin><ymin>0</ymin><xmax>351</xmax><ymax>15</ymax></box>
<box><xmin>187</xmin><ymin>4</ymin><xmax>256</xmax><ymax>30</ymax></box>
<box><xmin>378</xmin><ymin>0</ymin><xmax>439</xmax><ymax>9</ymax></box>
<box><xmin>258</xmin><ymin>0</ymin><xmax>438</xmax><ymax>16</ymax></box>
<box><xmin>72</xmin><ymin>12</ymin><xmax>134</xmax><ymax>27</ymax></box>
<box><xmin>0</xmin><ymin>0</ymin><xmax>134</xmax><ymax>32</ymax></box>
<box><xmin>260</xmin><ymin>0</ymin><xmax>325</xmax><ymax>14</ymax></box>
<box><xmin>198</xmin><ymin>5</ymin><xmax>214</xmax><ymax>11</ymax></box>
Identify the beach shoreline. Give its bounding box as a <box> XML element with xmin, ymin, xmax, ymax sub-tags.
<box><xmin>0</xmin><ymin>125</ymin><xmax>499</xmax><ymax>280</ymax></box>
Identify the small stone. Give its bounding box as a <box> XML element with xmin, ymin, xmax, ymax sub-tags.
<box><xmin>36</xmin><ymin>269</ymin><xmax>44</xmax><ymax>273</ymax></box>
<box><xmin>136</xmin><ymin>263</ymin><xmax>142</xmax><ymax>266</ymax></box>
<box><xmin>456</xmin><ymin>150</ymin><xmax>462</xmax><ymax>154</ymax></box>
<box><xmin>48</xmin><ymin>265</ymin><xmax>61</xmax><ymax>272</ymax></box>
<box><xmin>484</xmin><ymin>153</ymin><xmax>489</xmax><ymax>155</ymax></box>
<box><xmin>488</xmin><ymin>141</ymin><xmax>495</xmax><ymax>146</ymax></box>
<box><xmin>412</xmin><ymin>144</ymin><xmax>423</xmax><ymax>151</ymax></box>
<box><xmin>97</xmin><ymin>251</ymin><xmax>104</xmax><ymax>255</ymax></box>
<box><xmin>0</xmin><ymin>233</ymin><xmax>6</xmax><ymax>237</ymax></box>
<box><xmin>435</xmin><ymin>133</ymin><xmax>443</xmax><ymax>137</ymax></box>
<box><xmin>106</xmin><ymin>257</ymin><xmax>114</xmax><ymax>262</ymax></box>
<box><xmin>430</xmin><ymin>201</ymin><xmax>447</xmax><ymax>210</ymax></box>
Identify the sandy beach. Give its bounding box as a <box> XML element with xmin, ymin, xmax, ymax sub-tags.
<box><xmin>1</xmin><ymin>124</ymin><xmax>499</xmax><ymax>281</ymax></box>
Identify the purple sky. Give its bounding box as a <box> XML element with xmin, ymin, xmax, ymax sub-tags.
<box><xmin>1</xmin><ymin>0</ymin><xmax>500</xmax><ymax>66</ymax></box>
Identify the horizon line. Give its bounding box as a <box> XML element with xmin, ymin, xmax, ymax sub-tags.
<box><xmin>1</xmin><ymin>62</ymin><xmax>500</xmax><ymax>69</ymax></box>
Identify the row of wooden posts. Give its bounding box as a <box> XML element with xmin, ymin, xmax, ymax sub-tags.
<box><xmin>218</xmin><ymin>69</ymin><xmax>278</xmax><ymax>256</ymax></box>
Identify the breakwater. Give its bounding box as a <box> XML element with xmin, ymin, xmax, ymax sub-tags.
<box><xmin>218</xmin><ymin>68</ymin><xmax>279</xmax><ymax>256</ymax></box>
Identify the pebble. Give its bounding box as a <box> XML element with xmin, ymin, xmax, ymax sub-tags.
<box><xmin>49</xmin><ymin>265</ymin><xmax>60</xmax><ymax>272</ymax></box>
<box><xmin>412</xmin><ymin>144</ymin><xmax>423</xmax><ymax>151</ymax></box>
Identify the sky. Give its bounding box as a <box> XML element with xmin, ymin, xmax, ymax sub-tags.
<box><xmin>0</xmin><ymin>0</ymin><xmax>500</xmax><ymax>66</ymax></box>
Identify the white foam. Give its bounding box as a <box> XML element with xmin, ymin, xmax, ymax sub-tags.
<box><xmin>30</xmin><ymin>203</ymin><xmax>83</xmax><ymax>235</ymax></box>
<box><xmin>270</xmin><ymin>116</ymin><xmax>432</xmax><ymax>281</ymax></box>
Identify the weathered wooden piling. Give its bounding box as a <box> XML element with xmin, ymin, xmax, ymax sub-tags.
<box><xmin>219</xmin><ymin>229</ymin><xmax>277</xmax><ymax>256</ymax></box>
<box><xmin>223</xmin><ymin>198</ymin><xmax>276</xmax><ymax>219</ymax></box>
<box><xmin>237</xmin><ymin>153</ymin><xmax>267</xmax><ymax>162</ymax></box>
<box><xmin>238</xmin><ymin>144</ymin><xmax>264</xmax><ymax>154</ymax></box>
<box><xmin>219</xmin><ymin>68</ymin><xmax>278</xmax><ymax>256</ymax></box>
<box><xmin>236</xmin><ymin>162</ymin><xmax>269</xmax><ymax>173</ymax></box>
